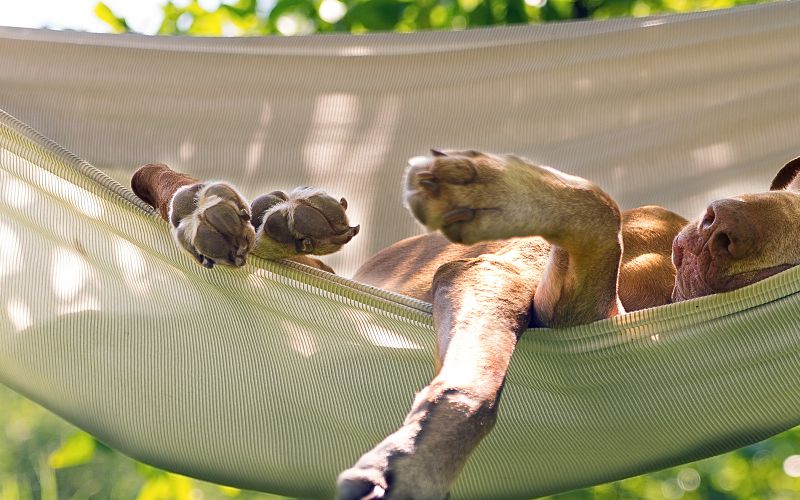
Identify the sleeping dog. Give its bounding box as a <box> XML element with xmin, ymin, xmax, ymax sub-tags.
<box><xmin>132</xmin><ymin>151</ymin><xmax>800</xmax><ymax>499</ymax></box>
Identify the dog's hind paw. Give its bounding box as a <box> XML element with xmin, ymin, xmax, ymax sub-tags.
<box><xmin>250</xmin><ymin>187</ymin><xmax>359</xmax><ymax>260</ymax></box>
<box><xmin>404</xmin><ymin>149</ymin><xmax>619</xmax><ymax>247</ymax></box>
<box><xmin>404</xmin><ymin>150</ymin><xmax>518</xmax><ymax>245</ymax></box>
<box><xmin>170</xmin><ymin>182</ymin><xmax>256</xmax><ymax>268</ymax></box>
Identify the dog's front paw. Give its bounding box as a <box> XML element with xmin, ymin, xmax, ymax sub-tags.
<box><xmin>250</xmin><ymin>187</ymin><xmax>359</xmax><ymax>260</ymax></box>
<box><xmin>170</xmin><ymin>182</ymin><xmax>256</xmax><ymax>268</ymax></box>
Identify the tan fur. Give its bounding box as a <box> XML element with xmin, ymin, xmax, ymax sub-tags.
<box><xmin>336</xmin><ymin>152</ymin><xmax>800</xmax><ymax>499</ymax></box>
<box><xmin>133</xmin><ymin>152</ymin><xmax>800</xmax><ymax>500</ymax></box>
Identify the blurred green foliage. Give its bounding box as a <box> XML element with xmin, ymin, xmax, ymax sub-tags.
<box><xmin>96</xmin><ymin>0</ymin><xmax>768</xmax><ymax>36</ymax></box>
<box><xmin>0</xmin><ymin>385</ymin><xmax>285</xmax><ymax>500</ymax></box>
<box><xmin>4</xmin><ymin>377</ymin><xmax>800</xmax><ymax>499</ymax></box>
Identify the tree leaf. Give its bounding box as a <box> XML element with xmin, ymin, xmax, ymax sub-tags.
<box><xmin>93</xmin><ymin>2</ymin><xmax>130</xmax><ymax>33</ymax></box>
<box><xmin>47</xmin><ymin>432</ymin><xmax>96</xmax><ymax>469</ymax></box>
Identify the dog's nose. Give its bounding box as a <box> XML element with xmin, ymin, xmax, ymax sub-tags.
<box><xmin>699</xmin><ymin>199</ymin><xmax>755</xmax><ymax>261</ymax></box>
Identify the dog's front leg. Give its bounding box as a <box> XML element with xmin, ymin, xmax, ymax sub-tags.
<box><xmin>338</xmin><ymin>255</ymin><xmax>536</xmax><ymax>499</ymax></box>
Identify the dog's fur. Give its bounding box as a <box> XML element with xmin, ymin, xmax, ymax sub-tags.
<box><xmin>133</xmin><ymin>152</ymin><xmax>800</xmax><ymax>499</ymax></box>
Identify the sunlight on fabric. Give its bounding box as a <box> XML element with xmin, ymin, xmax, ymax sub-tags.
<box><xmin>691</xmin><ymin>142</ymin><xmax>735</xmax><ymax>170</ymax></box>
<box><xmin>613</xmin><ymin>309</ymin><xmax>664</xmax><ymax>343</ymax></box>
<box><xmin>573</xmin><ymin>77</ymin><xmax>594</xmax><ymax>92</ymax></box>
<box><xmin>179</xmin><ymin>140</ymin><xmax>196</xmax><ymax>162</ymax></box>
<box><xmin>246</xmin><ymin>102</ymin><xmax>272</xmax><ymax>175</ymax></box>
<box><xmin>5</xmin><ymin>298</ymin><xmax>31</xmax><ymax>332</ymax></box>
<box><xmin>351</xmin><ymin>311</ymin><xmax>422</xmax><ymax>349</ymax></box>
<box><xmin>1</xmin><ymin>173</ymin><xmax>33</xmax><ymax>208</ymax></box>
<box><xmin>304</xmin><ymin>94</ymin><xmax>360</xmax><ymax>174</ymax></box>
<box><xmin>114</xmin><ymin>238</ymin><xmax>150</xmax><ymax>295</ymax></box>
<box><xmin>283</xmin><ymin>320</ymin><xmax>319</xmax><ymax>358</ymax></box>
<box><xmin>1</xmin><ymin>151</ymin><xmax>103</xmax><ymax>218</ymax></box>
<box><xmin>640</xmin><ymin>19</ymin><xmax>667</xmax><ymax>27</ymax></box>
<box><xmin>50</xmin><ymin>247</ymin><xmax>90</xmax><ymax>300</ymax></box>
<box><xmin>338</xmin><ymin>46</ymin><xmax>375</xmax><ymax>56</ymax></box>
<box><xmin>0</xmin><ymin>221</ymin><xmax>20</xmax><ymax>278</ymax></box>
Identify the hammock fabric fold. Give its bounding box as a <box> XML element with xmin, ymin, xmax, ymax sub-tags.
<box><xmin>2</xmin><ymin>2</ymin><xmax>800</xmax><ymax>498</ymax></box>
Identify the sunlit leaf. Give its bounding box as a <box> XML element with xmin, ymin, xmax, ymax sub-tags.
<box><xmin>1</xmin><ymin>478</ymin><xmax>21</xmax><ymax>500</ymax></box>
<box><xmin>47</xmin><ymin>432</ymin><xmax>96</xmax><ymax>469</ymax></box>
<box><xmin>93</xmin><ymin>2</ymin><xmax>130</xmax><ymax>33</ymax></box>
<box><xmin>217</xmin><ymin>485</ymin><xmax>242</xmax><ymax>497</ymax></box>
<box><xmin>135</xmin><ymin>472</ymin><xmax>196</xmax><ymax>500</ymax></box>
<box><xmin>136</xmin><ymin>475</ymin><xmax>171</xmax><ymax>500</ymax></box>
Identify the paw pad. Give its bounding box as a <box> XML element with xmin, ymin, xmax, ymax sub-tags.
<box><xmin>251</xmin><ymin>187</ymin><xmax>359</xmax><ymax>259</ymax></box>
<box><xmin>169</xmin><ymin>182</ymin><xmax>256</xmax><ymax>268</ymax></box>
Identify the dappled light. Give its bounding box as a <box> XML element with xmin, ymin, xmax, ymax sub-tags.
<box><xmin>0</xmin><ymin>221</ymin><xmax>20</xmax><ymax>278</ymax></box>
<box><xmin>283</xmin><ymin>320</ymin><xmax>319</xmax><ymax>358</ymax></box>
<box><xmin>50</xmin><ymin>246</ymin><xmax>100</xmax><ymax>315</ymax></box>
<box><xmin>50</xmin><ymin>247</ymin><xmax>89</xmax><ymax>301</ymax></box>
<box><xmin>1</xmin><ymin>173</ymin><xmax>33</xmax><ymax>209</ymax></box>
<box><xmin>640</xmin><ymin>18</ymin><xmax>667</xmax><ymax>27</ymax></box>
<box><xmin>178</xmin><ymin>139</ymin><xmax>195</xmax><ymax>162</ymax></box>
<box><xmin>114</xmin><ymin>238</ymin><xmax>150</xmax><ymax>295</ymax></box>
<box><xmin>303</xmin><ymin>93</ymin><xmax>360</xmax><ymax>175</ymax></box>
<box><xmin>5</xmin><ymin>299</ymin><xmax>31</xmax><ymax>332</ymax></box>
<box><xmin>91</xmin><ymin>0</ymin><xmax>770</xmax><ymax>36</ymax></box>
<box><xmin>784</xmin><ymin>455</ymin><xmax>800</xmax><ymax>478</ymax></box>
<box><xmin>351</xmin><ymin>310</ymin><xmax>422</xmax><ymax>349</ymax></box>
<box><xmin>2</xmin><ymin>0</ymin><xmax>800</xmax><ymax>498</ymax></box>
<box><xmin>691</xmin><ymin>141</ymin><xmax>735</xmax><ymax>170</ymax></box>
<box><xmin>245</xmin><ymin>102</ymin><xmax>272</xmax><ymax>176</ymax></box>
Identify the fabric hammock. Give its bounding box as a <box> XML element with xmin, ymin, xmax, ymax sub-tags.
<box><xmin>2</xmin><ymin>1</ymin><xmax>800</xmax><ymax>498</ymax></box>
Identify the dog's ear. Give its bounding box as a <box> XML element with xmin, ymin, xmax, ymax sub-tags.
<box><xmin>770</xmin><ymin>156</ymin><xmax>800</xmax><ymax>191</ymax></box>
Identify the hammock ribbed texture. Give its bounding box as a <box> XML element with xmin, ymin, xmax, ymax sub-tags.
<box><xmin>2</xmin><ymin>2</ymin><xmax>800</xmax><ymax>498</ymax></box>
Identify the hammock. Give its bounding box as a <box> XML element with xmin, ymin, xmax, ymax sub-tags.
<box><xmin>2</xmin><ymin>2</ymin><xmax>800</xmax><ymax>498</ymax></box>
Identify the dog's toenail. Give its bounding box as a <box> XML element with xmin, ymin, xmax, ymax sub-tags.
<box><xmin>442</xmin><ymin>207</ymin><xmax>475</xmax><ymax>225</ymax></box>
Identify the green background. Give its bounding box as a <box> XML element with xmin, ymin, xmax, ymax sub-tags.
<box><xmin>4</xmin><ymin>0</ymin><xmax>797</xmax><ymax>499</ymax></box>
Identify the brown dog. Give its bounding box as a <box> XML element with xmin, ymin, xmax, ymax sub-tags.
<box><xmin>132</xmin><ymin>151</ymin><xmax>800</xmax><ymax>499</ymax></box>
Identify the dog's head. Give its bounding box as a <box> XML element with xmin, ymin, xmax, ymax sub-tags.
<box><xmin>672</xmin><ymin>157</ymin><xmax>800</xmax><ymax>302</ymax></box>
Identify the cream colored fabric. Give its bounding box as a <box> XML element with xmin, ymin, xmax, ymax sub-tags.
<box><xmin>2</xmin><ymin>1</ymin><xmax>799</xmax><ymax>277</ymax></box>
<box><xmin>2</xmin><ymin>2</ymin><xmax>800</xmax><ymax>498</ymax></box>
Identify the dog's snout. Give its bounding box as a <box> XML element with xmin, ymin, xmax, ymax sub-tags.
<box><xmin>699</xmin><ymin>199</ymin><xmax>755</xmax><ymax>261</ymax></box>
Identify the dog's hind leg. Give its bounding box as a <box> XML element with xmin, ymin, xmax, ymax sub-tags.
<box><xmin>337</xmin><ymin>252</ymin><xmax>538</xmax><ymax>500</ymax></box>
<box><xmin>405</xmin><ymin>150</ymin><xmax>625</xmax><ymax>327</ymax></box>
